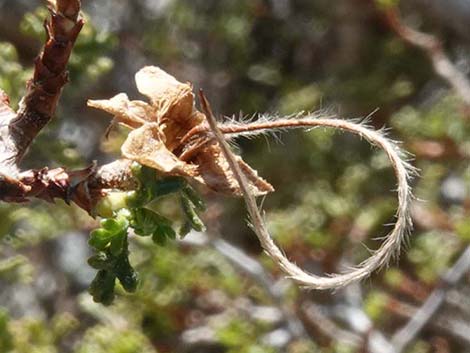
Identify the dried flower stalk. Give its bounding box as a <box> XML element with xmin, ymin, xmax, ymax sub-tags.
<box><xmin>201</xmin><ymin>91</ymin><xmax>414</xmax><ymax>290</ymax></box>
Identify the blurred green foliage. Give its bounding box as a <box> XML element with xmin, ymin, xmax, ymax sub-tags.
<box><xmin>20</xmin><ymin>7</ymin><xmax>116</xmax><ymax>85</ymax></box>
<box><xmin>0</xmin><ymin>42</ymin><xmax>31</xmax><ymax>107</ymax></box>
<box><xmin>76</xmin><ymin>325</ymin><xmax>157</xmax><ymax>353</ymax></box>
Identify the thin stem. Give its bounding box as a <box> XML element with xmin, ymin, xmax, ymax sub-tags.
<box><xmin>391</xmin><ymin>245</ymin><xmax>470</xmax><ymax>352</ymax></box>
<box><xmin>383</xmin><ymin>8</ymin><xmax>470</xmax><ymax>107</ymax></box>
<box><xmin>202</xmin><ymin>99</ymin><xmax>414</xmax><ymax>290</ymax></box>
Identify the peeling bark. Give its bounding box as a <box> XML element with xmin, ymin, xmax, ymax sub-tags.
<box><xmin>10</xmin><ymin>0</ymin><xmax>84</xmax><ymax>164</ymax></box>
<box><xmin>0</xmin><ymin>159</ymin><xmax>136</xmax><ymax>214</ymax></box>
<box><xmin>0</xmin><ymin>0</ymin><xmax>113</xmax><ymax>213</ymax></box>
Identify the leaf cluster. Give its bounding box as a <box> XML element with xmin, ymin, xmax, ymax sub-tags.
<box><xmin>87</xmin><ymin>164</ymin><xmax>207</xmax><ymax>304</ymax></box>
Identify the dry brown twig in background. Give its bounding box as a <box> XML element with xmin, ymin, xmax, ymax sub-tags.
<box><xmin>182</xmin><ymin>231</ymin><xmax>308</xmax><ymax>340</ymax></box>
<box><xmin>384</xmin><ymin>8</ymin><xmax>470</xmax><ymax>106</ymax></box>
<box><xmin>391</xmin><ymin>245</ymin><xmax>470</xmax><ymax>353</ymax></box>
<box><xmin>301</xmin><ymin>302</ymin><xmax>363</xmax><ymax>348</ymax></box>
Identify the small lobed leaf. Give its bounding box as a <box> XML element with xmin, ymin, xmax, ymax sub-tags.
<box><xmin>151</xmin><ymin>223</ymin><xmax>176</xmax><ymax>246</ymax></box>
<box><xmin>88</xmin><ymin>228</ymin><xmax>114</xmax><ymax>250</ymax></box>
<box><xmin>87</xmin><ymin>252</ymin><xmax>111</xmax><ymax>270</ymax></box>
<box><xmin>114</xmin><ymin>255</ymin><xmax>139</xmax><ymax>293</ymax></box>
<box><xmin>180</xmin><ymin>195</ymin><xmax>206</xmax><ymax>232</ymax></box>
<box><xmin>182</xmin><ymin>185</ymin><xmax>206</xmax><ymax>211</ymax></box>
<box><xmin>89</xmin><ymin>270</ymin><xmax>116</xmax><ymax>305</ymax></box>
<box><xmin>131</xmin><ymin>208</ymin><xmax>172</xmax><ymax>236</ymax></box>
<box><xmin>109</xmin><ymin>231</ymin><xmax>126</xmax><ymax>256</ymax></box>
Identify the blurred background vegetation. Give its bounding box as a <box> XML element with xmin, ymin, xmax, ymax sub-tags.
<box><xmin>0</xmin><ymin>0</ymin><xmax>469</xmax><ymax>352</ymax></box>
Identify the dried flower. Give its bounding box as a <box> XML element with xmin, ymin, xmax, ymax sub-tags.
<box><xmin>88</xmin><ymin>66</ymin><xmax>273</xmax><ymax>196</ymax></box>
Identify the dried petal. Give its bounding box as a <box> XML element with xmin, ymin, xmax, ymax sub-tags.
<box><xmin>88</xmin><ymin>93</ymin><xmax>154</xmax><ymax>128</ymax></box>
<box><xmin>135</xmin><ymin>66</ymin><xmax>195</xmax><ymax>124</ymax></box>
<box><xmin>192</xmin><ymin>141</ymin><xmax>274</xmax><ymax>196</ymax></box>
<box><xmin>121</xmin><ymin>123</ymin><xmax>196</xmax><ymax>176</ymax></box>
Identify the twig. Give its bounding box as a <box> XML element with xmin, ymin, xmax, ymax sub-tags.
<box><xmin>200</xmin><ymin>90</ymin><xmax>414</xmax><ymax>290</ymax></box>
<box><xmin>1</xmin><ymin>0</ymin><xmax>83</xmax><ymax>171</ymax></box>
<box><xmin>383</xmin><ymin>9</ymin><xmax>470</xmax><ymax>106</ymax></box>
<box><xmin>338</xmin><ymin>266</ymin><xmax>396</xmax><ymax>353</ymax></box>
<box><xmin>0</xmin><ymin>2</ymin><xmax>140</xmax><ymax>213</ymax></box>
<box><xmin>301</xmin><ymin>302</ymin><xmax>363</xmax><ymax>348</ymax></box>
<box><xmin>391</xmin><ymin>245</ymin><xmax>470</xmax><ymax>352</ymax></box>
<box><xmin>182</xmin><ymin>231</ymin><xmax>308</xmax><ymax>340</ymax></box>
<box><xmin>0</xmin><ymin>1</ymin><xmax>90</xmax><ymax>206</ymax></box>
<box><xmin>445</xmin><ymin>289</ymin><xmax>470</xmax><ymax>319</ymax></box>
<box><xmin>387</xmin><ymin>297</ymin><xmax>470</xmax><ymax>346</ymax></box>
<box><xmin>0</xmin><ymin>158</ymin><xmax>136</xmax><ymax>213</ymax></box>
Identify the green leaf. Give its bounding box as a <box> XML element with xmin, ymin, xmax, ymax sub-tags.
<box><xmin>109</xmin><ymin>231</ymin><xmax>126</xmax><ymax>256</ymax></box>
<box><xmin>100</xmin><ymin>217</ymin><xmax>128</xmax><ymax>235</ymax></box>
<box><xmin>151</xmin><ymin>223</ymin><xmax>176</xmax><ymax>246</ymax></box>
<box><xmin>87</xmin><ymin>252</ymin><xmax>112</xmax><ymax>270</ymax></box>
<box><xmin>160</xmin><ymin>223</ymin><xmax>176</xmax><ymax>240</ymax></box>
<box><xmin>180</xmin><ymin>195</ymin><xmax>206</xmax><ymax>232</ymax></box>
<box><xmin>130</xmin><ymin>165</ymin><xmax>186</xmax><ymax>206</ymax></box>
<box><xmin>151</xmin><ymin>176</ymin><xmax>186</xmax><ymax>198</ymax></box>
<box><xmin>114</xmin><ymin>256</ymin><xmax>139</xmax><ymax>293</ymax></box>
<box><xmin>182</xmin><ymin>185</ymin><xmax>206</xmax><ymax>211</ymax></box>
<box><xmin>88</xmin><ymin>229</ymin><xmax>114</xmax><ymax>250</ymax></box>
<box><xmin>131</xmin><ymin>208</ymin><xmax>172</xmax><ymax>236</ymax></box>
<box><xmin>151</xmin><ymin>232</ymin><xmax>167</xmax><ymax>246</ymax></box>
<box><xmin>89</xmin><ymin>270</ymin><xmax>116</xmax><ymax>305</ymax></box>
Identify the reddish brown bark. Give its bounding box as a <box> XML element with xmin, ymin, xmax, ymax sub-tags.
<box><xmin>10</xmin><ymin>0</ymin><xmax>84</xmax><ymax>164</ymax></box>
<box><xmin>0</xmin><ymin>0</ymin><xmax>121</xmax><ymax>213</ymax></box>
<box><xmin>0</xmin><ymin>160</ymin><xmax>136</xmax><ymax>214</ymax></box>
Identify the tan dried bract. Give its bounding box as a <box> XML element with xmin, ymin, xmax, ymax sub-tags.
<box><xmin>88</xmin><ymin>66</ymin><xmax>273</xmax><ymax>196</ymax></box>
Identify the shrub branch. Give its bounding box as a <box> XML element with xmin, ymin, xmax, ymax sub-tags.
<box><xmin>383</xmin><ymin>8</ymin><xmax>470</xmax><ymax>107</ymax></box>
<box><xmin>2</xmin><ymin>0</ymin><xmax>84</xmax><ymax>170</ymax></box>
<box><xmin>0</xmin><ymin>1</ymin><xmax>135</xmax><ymax>212</ymax></box>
